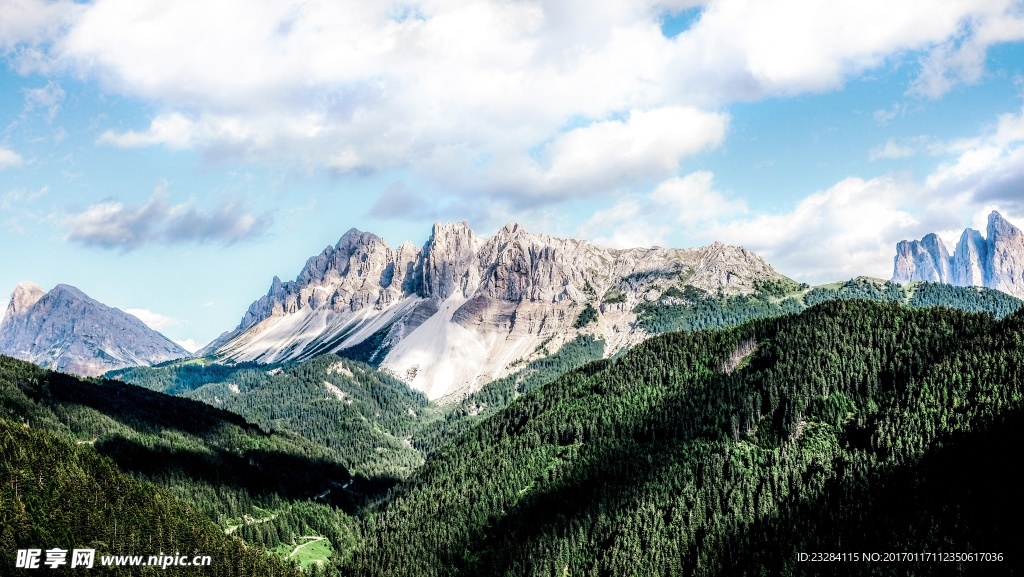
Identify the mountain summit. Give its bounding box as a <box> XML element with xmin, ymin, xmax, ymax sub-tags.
<box><xmin>892</xmin><ymin>211</ymin><xmax>1024</xmax><ymax>298</ymax></box>
<box><xmin>0</xmin><ymin>282</ymin><xmax>188</xmax><ymax>376</ymax></box>
<box><xmin>202</xmin><ymin>222</ymin><xmax>789</xmax><ymax>400</ymax></box>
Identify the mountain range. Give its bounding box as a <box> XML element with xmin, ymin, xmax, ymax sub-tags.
<box><xmin>198</xmin><ymin>221</ymin><xmax>787</xmax><ymax>399</ymax></box>
<box><xmin>0</xmin><ymin>281</ymin><xmax>188</xmax><ymax>376</ymax></box>
<box><xmin>892</xmin><ymin>210</ymin><xmax>1024</xmax><ymax>298</ymax></box>
<box><xmin>5</xmin><ymin>217</ymin><xmax>1024</xmax><ymax>574</ymax></box>
<box><xmin>6</xmin><ymin>213</ymin><xmax>1024</xmax><ymax>389</ymax></box>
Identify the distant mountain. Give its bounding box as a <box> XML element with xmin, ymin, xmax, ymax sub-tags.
<box><xmin>0</xmin><ymin>281</ymin><xmax>188</xmax><ymax>376</ymax></box>
<box><xmin>893</xmin><ymin>210</ymin><xmax>1024</xmax><ymax>298</ymax></box>
<box><xmin>201</xmin><ymin>221</ymin><xmax>791</xmax><ymax>400</ymax></box>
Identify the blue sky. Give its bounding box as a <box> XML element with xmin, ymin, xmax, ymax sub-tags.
<box><xmin>3</xmin><ymin>0</ymin><xmax>1024</xmax><ymax>350</ymax></box>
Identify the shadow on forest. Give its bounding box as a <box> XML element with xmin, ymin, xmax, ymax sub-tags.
<box><xmin>45</xmin><ymin>371</ymin><xmax>261</xmax><ymax>436</ymax></box>
<box><xmin>9</xmin><ymin>359</ymin><xmax>404</xmax><ymax>512</ymax></box>
<box><xmin>93</xmin><ymin>435</ymin><xmax>369</xmax><ymax>512</ymax></box>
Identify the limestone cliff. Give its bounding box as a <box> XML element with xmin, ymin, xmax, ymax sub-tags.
<box><xmin>204</xmin><ymin>221</ymin><xmax>790</xmax><ymax>400</ymax></box>
<box><xmin>892</xmin><ymin>211</ymin><xmax>1024</xmax><ymax>299</ymax></box>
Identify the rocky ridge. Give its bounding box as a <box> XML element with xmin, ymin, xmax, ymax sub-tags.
<box><xmin>203</xmin><ymin>221</ymin><xmax>789</xmax><ymax>400</ymax></box>
<box><xmin>0</xmin><ymin>282</ymin><xmax>189</xmax><ymax>376</ymax></box>
<box><xmin>892</xmin><ymin>211</ymin><xmax>1024</xmax><ymax>298</ymax></box>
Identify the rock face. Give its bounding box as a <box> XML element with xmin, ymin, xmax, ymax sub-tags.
<box><xmin>204</xmin><ymin>221</ymin><xmax>790</xmax><ymax>400</ymax></box>
<box><xmin>0</xmin><ymin>282</ymin><xmax>189</xmax><ymax>376</ymax></box>
<box><xmin>893</xmin><ymin>233</ymin><xmax>952</xmax><ymax>283</ymax></box>
<box><xmin>892</xmin><ymin>211</ymin><xmax>1024</xmax><ymax>299</ymax></box>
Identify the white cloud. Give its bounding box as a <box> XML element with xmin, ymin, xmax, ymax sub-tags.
<box><xmin>5</xmin><ymin>0</ymin><xmax>1020</xmax><ymax>205</ymax></box>
<box><xmin>578</xmin><ymin>170</ymin><xmax>746</xmax><ymax>248</ymax></box>
<box><xmin>581</xmin><ymin>100</ymin><xmax>1024</xmax><ymax>284</ymax></box>
<box><xmin>708</xmin><ymin>176</ymin><xmax>925</xmax><ymax>282</ymax></box>
<box><xmin>649</xmin><ymin>171</ymin><xmax>746</xmax><ymax>223</ymax></box>
<box><xmin>579</xmin><ymin>172</ymin><xmax>942</xmax><ymax>283</ymax></box>
<box><xmin>125</xmin><ymin>308</ymin><xmax>180</xmax><ymax>330</ymax></box>
<box><xmin>911</xmin><ymin>9</ymin><xmax>1024</xmax><ymax>98</ymax></box>
<box><xmin>97</xmin><ymin>112</ymin><xmax>197</xmax><ymax>149</ymax></box>
<box><xmin>0</xmin><ymin>147</ymin><xmax>24</xmax><ymax>169</ymax></box>
<box><xmin>579</xmin><ymin>197</ymin><xmax>668</xmax><ymax>249</ymax></box>
<box><xmin>873</xmin><ymin>103</ymin><xmax>906</xmax><ymax>126</ymax></box>
<box><xmin>0</xmin><ymin>0</ymin><xmax>83</xmax><ymax>51</ymax></box>
<box><xmin>673</xmin><ymin>0</ymin><xmax>1024</xmax><ymax>99</ymax></box>
<box><xmin>540</xmin><ymin>107</ymin><xmax>727</xmax><ymax>193</ymax></box>
<box><xmin>925</xmin><ymin>104</ymin><xmax>1024</xmax><ymax>214</ymax></box>
<box><xmin>62</xmin><ymin>184</ymin><xmax>272</xmax><ymax>250</ymax></box>
<box><xmin>704</xmin><ymin>100</ymin><xmax>1024</xmax><ymax>282</ymax></box>
<box><xmin>174</xmin><ymin>338</ymin><xmax>202</xmax><ymax>353</ymax></box>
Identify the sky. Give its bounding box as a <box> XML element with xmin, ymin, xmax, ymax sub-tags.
<box><xmin>3</xmin><ymin>0</ymin><xmax>1024</xmax><ymax>351</ymax></box>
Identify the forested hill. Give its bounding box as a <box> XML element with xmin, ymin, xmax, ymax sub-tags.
<box><xmin>109</xmin><ymin>356</ymin><xmax>434</xmax><ymax>481</ymax></box>
<box><xmin>0</xmin><ymin>355</ymin><xmax>362</xmax><ymax>571</ymax></box>
<box><xmin>635</xmin><ymin>277</ymin><xmax>1023</xmax><ymax>334</ymax></box>
<box><xmin>345</xmin><ymin>300</ymin><xmax>1024</xmax><ymax>576</ymax></box>
<box><xmin>0</xmin><ymin>418</ymin><xmax>302</xmax><ymax>576</ymax></box>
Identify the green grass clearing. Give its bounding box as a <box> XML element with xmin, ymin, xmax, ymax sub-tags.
<box><xmin>289</xmin><ymin>536</ymin><xmax>333</xmax><ymax>569</ymax></box>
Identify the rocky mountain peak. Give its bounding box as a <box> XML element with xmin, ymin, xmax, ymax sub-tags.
<box><xmin>422</xmin><ymin>221</ymin><xmax>483</xmax><ymax>300</ymax></box>
<box><xmin>209</xmin><ymin>220</ymin><xmax>790</xmax><ymax>399</ymax></box>
<box><xmin>892</xmin><ymin>210</ymin><xmax>1024</xmax><ymax>298</ymax></box>
<box><xmin>0</xmin><ymin>282</ymin><xmax>187</xmax><ymax>376</ymax></box>
<box><xmin>953</xmin><ymin>228</ymin><xmax>988</xmax><ymax>286</ymax></box>
<box><xmin>336</xmin><ymin>227</ymin><xmax>384</xmax><ymax>251</ymax></box>
<box><xmin>494</xmin><ymin>222</ymin><xmax>527</xmax><ymax>239</ymax></box>
<box><xmin>5</xmin><ymin>281</ymin><xmax>45</xmax><ymax>320</ymax></box>
<box><xmin>989</xmin><ymin>210</ymin><xmax>1021</xmax><ymax>240</ymax></box>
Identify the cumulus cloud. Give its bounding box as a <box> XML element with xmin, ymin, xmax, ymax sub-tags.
<box><xmin>174</xmin><ymin>338</ymin><xmax>202</xmax><ymax>353</ymax></box>
<box><xmin>62</xmin><ymin>185</ymin><xmax>271</xmax><ymax>250</ymax></box>
<box><xmin>666</xmin><ymin>103</ymin><xmax>1024</xmax><ymax>284</ymax></box>
<box><xmin>925</xmin><ymin>104</ymin><xmax>1024</xmax><ymax>215</ymax></box>
<box><xmin>582</xmin><ymin>110</ymin><xmax>1024</xmax><ymax>284</ymax></box>
<box><xmin>0</xmin><ymin>0</ymin><xmax>83</xmax><ymax>52</ymax></box>
<box><xmin>5</xmin><ymin>0</ymin><xmax>1020</xmax><ymax>205</ymax></box>
<box><xmin>0</xmin><ymin>147</ymin><xmax>24</xmax><ymax>169</ymax></box>
<box><xmin>707</xmin><ymin>106</ymin><xmax>1024</xmax><ymax>282</ymax></box>
<box><xmin>538</xmin><ymin>107</ymin><xmax>727</xmax><ymax>194</ymax></box>
<box><xmin>579</xmin><ymin>170</ymin><xmax>746</xmax><ymax>248</ymax></box>
<box><xmin>709</xmin><ymin>176</ymin><xmax>926</xmax><ymax>282</ymax></box>
<box><xmin>672</xmin><ymin>0</ymin><xmax>1024</xmax><ymax>100</ymax></box>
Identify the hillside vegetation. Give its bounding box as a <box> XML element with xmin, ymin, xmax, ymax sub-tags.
<box><xmin>110</xmin><ymin>356</ymin><xmax>432</xmax><ymax>482</ymax></box>
<box><xmin>343</xmin><ymin>300</ymin><xmax>1023</xmax><ymax>576</ymax></box>
<box><xmin>97</xmin><ymin>282</ymin><xmax>1024</xmax><ymax>574</ymax></box>
<box><xmin>635</xmin><ymin>278</ymin><xmax>1022</xmax><ymax>334</ymax></box>
<box><xmin>0</xmin><ymin>356</ymin><xmax>360</xmax><ymax>570</ymax></box>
